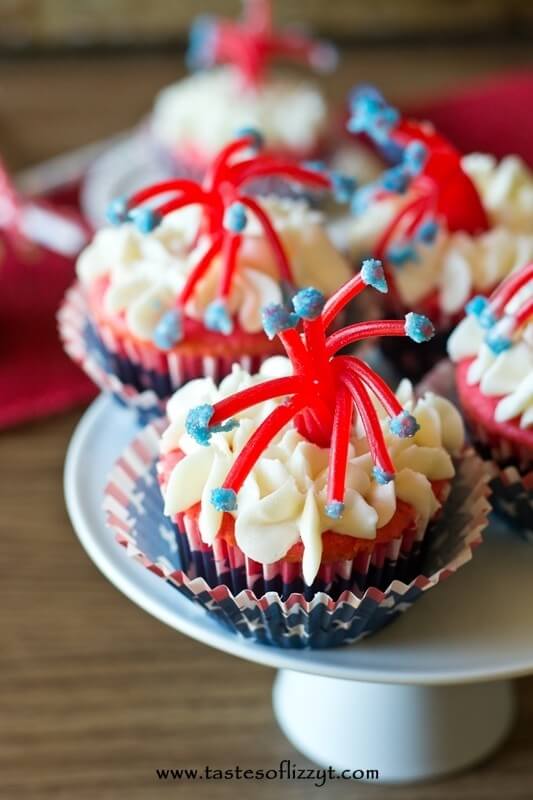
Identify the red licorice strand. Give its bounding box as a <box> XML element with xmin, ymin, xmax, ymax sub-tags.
<box><xmin>209</xmin><ymin>375</ymin><xmax>304</xmax><ymax>426</ymax></box>
<box><xmin>219</xmin><ymin>233</ymin><xmax>242</xmax><ymax>298</ymax></box>
<box><xmin>341</xmin><ymin>372</ymin><xmax>396</xmax><ymax>477</ymax></box>
<box><xmin>294</xmin><ymin>407</ymin><xmax>331</xmax><ymax>448</ymax></box>
<box><xmin>338</xmin><ymin>356</ymin><xmax>403</xmax><ymax>418</ymax></box>
<box><xmin>322</xmin><ymin>274</ymin><xmax>365</xmax><ymax>329</ymax></box>
<box><xmin>178</xmin><ymin>235</ymin><xmax>224</xmax><ymax>306</ymax></box>
<box><xmin>514</xmin><ymin>296</ymin><xmax>533</xmax><ymax>329</ymax></box>
<box><xmin>221</xmin><ymin>396</ymin><xmax>307</xmax><ymax>495</ymax></box>
<box><xmin>239</xmin><ymin>195</ymin><xmax>293</xmax><ymax>283</ymax></box>
<box><xmin>303</xmin><ymin>317</ymin><xmax>333</xmax><ymax>394</ymax></box>
<box><xmin>326</xmin><ymin>382</ymin><xmax>354</xmax><ymax>506</ymax></box>
<box><xmin>128</xmin><ymin>180</ymin><xmax>204</xmax><ymax>207</ymax></box>
<box><xmin>325</xmin><ymin>320</ymin><xmax>407</xmax><ymax>356</ymax></box>
<box><xmin>279</xmin><ymin>328</ymin><xmax>312</xmax><ymax>374</ymax></box>
<box><xmin>230</xmin><ymin>157</ymin><xmax>331</xmax><ymax>190</ymax></box>
<box><xmin>373</xmin><ymin>193</ymin><xmax>431</xmax><ymax>263</ymax></box>
<box><xmin>156</xmin><ymin>195</ymin><xmax>210</xmax><ymax>219</ymax></box>
<box><xmin>204</xmin><ymin>135</ymin><xmax>259</xmax><ymax>189</ymax></box>
<box><xmin>489</xmin><ymin>262</ymin><xmax>533</xmax><ymax>315</ymax></box>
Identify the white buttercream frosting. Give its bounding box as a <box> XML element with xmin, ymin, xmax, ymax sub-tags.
<box><xmin>346</xmin><ymin>154</ymin><xmax>533</xmax><ymax>314</ymax></box>
<box><xmin>76</xmin><ymin>197</ymin><xmax>351</xmax><ymax>340</ymax></box>
<box><xmin>160</xmin><ymin>358</ymin><xmax>464</xmax><ymax>584</ymax></box>
<box><xmin>448</xmin><ymin>283</ymin><xmax>533</xmax><ymax>429</ymax></box>
<box><xmin>151</xmin><ymin>67</ymin><xmax>329</xmax><ymax>158</ymax></box>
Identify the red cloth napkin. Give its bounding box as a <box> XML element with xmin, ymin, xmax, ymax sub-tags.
<box><xmin>2</xmin><ymin>70</ymin><xmax>533</xmax><ymax>430</ymax></box>
<box><xmin>0</xmin><ymin>183</ymin><xmax>96</xmax><ymax>429</ymax></box>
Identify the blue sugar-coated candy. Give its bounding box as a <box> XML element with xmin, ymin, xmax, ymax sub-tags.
<box><xmin>404</xmin><ymin>140</ymin><xmax>428</xmax><ymax>175</ymax></box>
<box><xmin>204</xmin><ymin>299</ymin><xmax>234</xmax><ymax>335</ymax></box>
<box><xmin>292</xmin><ymin>287</ymin><xmax>325</xmax><ymax>320</ymax></box>
<box><xmin>416</xmin><ymin>219</ymin><xmax>439</xmax><ymax>244</ymax></box>
<box><xmin>223</xmin><ymin>202</ymin><xmax>248</xmax><ymax>233</ymax></box>
<box><xmin>389</xmin><ymin>410</ymin><xmax>420</xmax><ymax>438</ymax></box>
<box><xmin>325</xmin><ymin>501</ymin><xmax>344</xmax><ymax>520</ymax></box>
<box><xmin>387</xmin><ymin>242</ymin><xmax>418</xmax><ymax>267</ymax></box>
<box><xmin>373</xmin><ymin>466</ymin><xmax>394</xmax><ymax>484</ymax></box>
<box><xmin>262</xmin><ymin>303</ymin><xmax>299</xmax><ymax>340</ymax></box>
<box><xmin>186</xmin><ymin>15</ymin><xmax>216</xmax><ymax>70</ymax></box>
<box><xmin>330</xmin><ymin>172</ymin><xmax>357</xmax><ymax>204</ymax></box>
<box><xmin>211</xmin><ymin>488</ymin><xmax>238</xmax><ymax>512</ymax></box>
<box><xmin>485</xmin><ymin>329</ymin><xmax>512</xmax><ymax>355</ymax></box>
<box><xmin>106</xmin><ymin>196</ymin><xmax>128</xmax><ymax>226</ymax></box>
<box><xmin>465</xmin><ymin>295</ymin><xmax>490</xmax><ymax>320</ymax></box>
<box><xmin>152</xmin><ymin>309</ymin><xmax>183</xmax><ymax>349</ymax></box>
<box><xmin>129</xmin><ymin>206</ymin><xmax>162</xmax><ymax>234</ymax></box>
<box><xmin>361</xmin><ymin>258</ymin><xmax>387</xmax><ymax>293</ymax></box>
<box><xmin>234</xmin><ymin>126</ymin><xmax>264</xmax><ymax>149</ymax></box>
<box><xmin>405</xmin><ymin>312</ymin><xmax>435</xmax><ymax>343</ymax></box>
<box><xmin>381</xmin><ymin>165</ymin><xmax>409</xmax><ymax>194</ymax></box>
<box><xmin>185</xmin><ymin>404</ymin><xmax>238</xmax><ymax>445</ymax></box>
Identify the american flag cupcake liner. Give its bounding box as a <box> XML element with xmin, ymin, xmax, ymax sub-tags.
<box><xmin>58</xmin><ymin>283</ymin><xmax>273</xmax><ymax>424</ymax></box>
<box><xmin>104</xmin><ymin>420</ymin><xmax>491</xmax><ymax>649</ymax></box>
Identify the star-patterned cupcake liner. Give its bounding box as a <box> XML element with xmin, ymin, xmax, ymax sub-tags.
<box><xmin>104</xmin><ymin>419</ymin><xmax>491</xmax><ymax>649</ymax></box>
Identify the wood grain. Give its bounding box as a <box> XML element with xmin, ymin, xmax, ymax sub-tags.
<box><xmin>2</xmin><ymin>45</ymin><xmax>533</xmax><ymax>799</ymax></box>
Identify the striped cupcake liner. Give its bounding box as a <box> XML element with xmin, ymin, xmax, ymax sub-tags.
<box><xmin>104</xmin><ymin>421</ymin><xmax>491</xmax><ymax>648</ymax></box>
<box><xmin>58</xmin><ymin>283</ymin><xmax>274</xmax><ymax>424</ymax></box>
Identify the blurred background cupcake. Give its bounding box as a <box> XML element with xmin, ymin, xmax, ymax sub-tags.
<box><xmin>150</xmin><ymin>0</ymin><xmax>338</xmax><ymax>180</ymax></box>
<box><xmin>448</xmin><ymin>262</ymin><xmax>533</xmax><ymax>539</ymax></box>
<box><xmin>62</xmin><ymin>131</ymin><xmax>352</xmax><ymax>417</ymax></box>
<box><xmin>343</xmin><ymin>87</ymin><xmax>533</xmax><ymax>380</ymax></box>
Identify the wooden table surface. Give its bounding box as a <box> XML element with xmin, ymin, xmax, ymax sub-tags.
<box><xmin>2</xmin><ymin>44</ymin><xmax>533</xmax><ymax>799</ymax></box>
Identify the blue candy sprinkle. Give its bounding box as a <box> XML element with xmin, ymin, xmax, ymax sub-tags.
<box><xmin>211</xmin><ymin>488</ymin><xmax>238</xmax><ymax>512</ymax></box>
<box><xmin>129</xmin><ymin>207</ymin><xmax>162</xmax><ymax>234</ymax></box>
<box><xmin>361</xmin><ymin>258</ymin><xmax>387</xmax><ymax>293</ymax></box>
<box><xmin>234</xmin><ymin>126</ymin><xmax>264</xmax><ymax>149</ymax></box>
<box><xmin>204</xmin><ymin>299</ymin><xmax>234</xmax><ymax>335</ymax></box>
<box><xmin>330</xmin><ymin>172</ymin><xmax>357</xmax><ymax>204</ymax></box>
<box><xmin>389</xmin><ymin>410</ymin><xmax>420</xmax><ymax>438</ymax></box>
<box><xmin>387</xmin><ymin>242</ymin><xmax>418</xmax><ymax>266</ymax></box>
<box><xmin>106</xmin><ymin>196</ymin><xmax>128</xmax><ymax>226</ymax></box>
<box><xmin>351</xmin><ymin>185</ymin><xmax>377</xmax><ymax>215</ymax></box>
<box><xmin>404</xmin><ymin>141</ymin><xmax>428</xmax><ymax>175</ymax></box>
<box><xmin>325</xmin><ymin>500</ymin><xmax>344</xmax><ymax>520</ymax></box>
<box><xmin>465</xmin><ymin>294</ymin><xmax>490</xmax><ymax>320</ymax></box>
<box><xmin>416</xmin><ymin>219</ymin><xmax>439</xmax><ymax>244</ymax></box>
<box><xmin>404</xmin><ymin>312</ymin><xmax>435</xmax><ymax>343</ymax></box>
<box><xmin>292</xmin><ymin>287</ymin><xmax>325</xmax><ymax>320</ymax></box>
<box><xmin>186</xmin><ymin>15</ymin><xmax>216</xmax><ymax>70</ymax></box>
<box><xmin>223</xmin><ymin>202</ymin><xmax>248</xmax><ymax>233</ymax></box>
<box><xmin>185</xmin><ymin>404</ymin><xmax>238</xmax><ymax>445</ymax></box>
<box><xmin>485</xmin><ymin>329</ymin><xmax>512</xmax><ymax>355</ymax></box>
<box><xmin>373</xmin><ymin>467</ymin><xmax>394</xmax><ymax>484</ymax></box>
<box><xmin>262</xmin><ymin>304</ymin><xmax>299</xmax><ymax>340</ymax></box>
<box><xmin>479</xmin><ymin>307</ymin><xmax>498</xmax><ymax>330</ymax></box>
<box><xmin>152</xmin><ymin>309</ymin><xmax>183</xmax><ymax>349</ymax></box>
<box><xmin>303</xmin><ymin>160</ymin><xmax>327</xmax><ymax>173</ymax></box>
<box><xmin>348</xmin><ymin>87</ymin><xmax>399</xmax><ymax>146</ymax></box>
<box><xmin>381</xmin><ymin>165</ymin><xmax>409</xmax><ymax>194</ymax></box>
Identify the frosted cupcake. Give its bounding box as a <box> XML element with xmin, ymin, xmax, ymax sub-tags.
<box><xmin>65</xmin><ymin>132</ymin><xmax>352</xmax><ymax>416</ymax></box>
<box><xmin>448</xmin><ymin>262</ymin><xmax>533</xmax><ymax>538</ymax></box>
<box><xmin>344</xmin><ymin>86</ymin><xmax>533</xmax><ymax>378</ymax></box>
<box><xmin>157</xmin><ymin>262</ymin><xmax>486</xmax><ymax>606</ymax></box>
<box><xmin>151</xmin><ymin>1</ymin><xmax>337</xmax><ymax>176</ymax></box>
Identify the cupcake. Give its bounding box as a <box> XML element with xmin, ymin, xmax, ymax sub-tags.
<box><xmin>448</xmin><ymin>262</ymin><xmax>533</xmax><ymax>538</ymax></box>
<box><xmin>344</xmin><ymin>86</ymin><xmax>533</xmax><ymax>379</ymax></box>
<box><xmin>150</xmin><ymin>1</ymin><xmax>337</xmax><ymax>178</ymax></box>
<box><xmin>63</xmin><ymin>132</ymin><xmax>352</xmax><ymax>418</ymax></box>
<box><xmin>156</xmin><ymin>263</ymin><xmax>484</xmax><ymax>611</ymax></box>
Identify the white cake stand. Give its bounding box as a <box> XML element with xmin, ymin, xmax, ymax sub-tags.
<box><xmin>65</xmin><ymin>396</ymin><xmax>533</xmax><ymax>783</ymax></box>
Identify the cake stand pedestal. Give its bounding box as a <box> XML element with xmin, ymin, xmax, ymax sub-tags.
<box><xmin>65</xmin><ymin>396</ymin><xmax>533</xmax><ymax>783</ymax></box>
